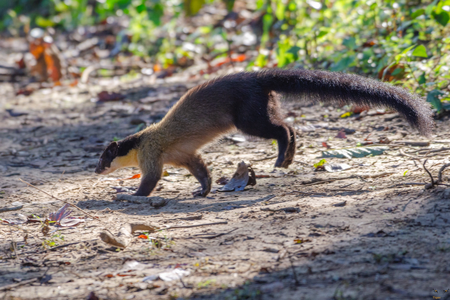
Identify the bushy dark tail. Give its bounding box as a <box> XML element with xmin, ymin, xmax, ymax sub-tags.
<box><xmin>254</xmin><ymin>69</ymin><xmax>433</xmax><ymax>136</ymax></box>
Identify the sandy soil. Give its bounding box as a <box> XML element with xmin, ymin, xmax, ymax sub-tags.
<box><xmin>1</xmin><ymin>71</ymin><xmax>450</xmax><ymax>300</ymax></box>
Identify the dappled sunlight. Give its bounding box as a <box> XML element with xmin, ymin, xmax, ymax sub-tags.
<box><xmin>2</xmin><ymin>0</ymin><xmax>450</xmax><ymax>298</ymax></box>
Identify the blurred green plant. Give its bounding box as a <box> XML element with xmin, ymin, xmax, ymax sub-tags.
<box><xmin>257</xmin><ymin>0</ymin><xmax>450</xmax><ymax>113</ymax></box>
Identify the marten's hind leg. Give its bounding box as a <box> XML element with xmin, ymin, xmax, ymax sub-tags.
<box><xmin>281</xmin><ymin>126</ymin><xmax>296</xmax><ymax>168</ymax></box>
<box><xmin>180</xmin><ymin>154</ymin><xmax>211</xmax><ymax>197</ymax></box>
<box><xmin>235</xmin><ymin>92</ymin><xmax>295</xmax><ymax>168</ymax></box>
<box><xmin>238</xmin><ymin>120</ymin><xmax>292</xmax><ymax>168</ymax></box>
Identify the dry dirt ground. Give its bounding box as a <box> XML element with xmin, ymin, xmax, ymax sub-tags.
<box><xmin>1</xmin><ymin>71</ymin><xmax>450</xmax><ymax>300</ymax></box>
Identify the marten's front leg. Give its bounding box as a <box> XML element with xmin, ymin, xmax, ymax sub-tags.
<box><xmin>181</xmin><ymin>154</ymin><xmax>211</xmax><ymax>197</ymax></box>
<box><xmin>134</xmin><ymin>157</ymin><xmax>163</xmax><ymax>196</ymax></box>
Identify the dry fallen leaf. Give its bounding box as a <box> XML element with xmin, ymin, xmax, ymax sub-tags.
<box><xmin>294</xmin><ymin>238</ymin><xmax>311</xmax><ymax>244</ymax></box>
<box><xmin>215</xmin><ymin>176</ymin><xmax>229</xmax><ymax>185</ymax></box>
<box><xmin>41</xmin><ymin>219</ymin><xmax>50</xmax><ymax>236</ymax></box>
<box><xmin>97</xmin><ymin>91</ymin><xmax>125</xmax><ymax>102</ymax></box>
<box><xmin>121</xmin><ymin>174</ymin><xmax>141</xmax><ymax>180</ymax></box>
<box><xmin>218</xmin><ymin>161</ymin><xmax>256</xmax><ymax>192</ymax></box>
<box><xmin>28</xmin><ymin>31</ymin><xmax>63</xmax><ymax>83</ymax></box>
<box><xmin>335</xmin><ymin>130</ymin><xmax>347</xmax><ymax>139</ymax></box>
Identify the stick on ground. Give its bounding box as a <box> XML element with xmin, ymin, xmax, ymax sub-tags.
<box><xmin>193</xmin><ymin>228</ymin><xmax>238</xmax><ymax>239</ymax></box>
<box><xmin>0</xmin><ymin>278</ymin><xmax>38</xmax><ymax>291</ymax></box>
<box><xmin>165</xmin><ymin>221</ymin><xmax>228</xmax><ymax>229</ymax></box>
<box><xmin>422</xmin><ymin>159</ymin><xmax>435</xmax><ymax>189</ymax></box>
<box><xmin>19</xmin><ymin>178</ymin><xmax>113</xmax><ymax>235</ymax></box>
<box><xmin>438</xmin><ymin>163</ymin><xmax>450</xmax><ymax>183</ymax></box>
<box><xmin>0</xmin><ymin>205</ymin><xmax>23</xmax><ymax>213</ymax></box>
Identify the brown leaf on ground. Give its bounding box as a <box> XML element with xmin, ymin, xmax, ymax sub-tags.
<box><xmin>100</xmin><ymin>223</ymin><xmax>159</xmax><ymax>248</ymax></box>
<box><xmin>41</xmin><ymin>219</ymin><xmax>50</xmax><ymax>236</ymax></box>
<box><xmin>218</xmin><ymin>161</ymin><xmax>256</xmax><ymax>192</ymax></box>
<box><xmin>28</xmin><ymin>32</ymin><xmax>63</xmax><ymax>83</ymax></box>
<box><xmin>97</xmin><ymin>91</ymin><xmax>125</xmax><ymax>102</ymax></box>
<box><xmin>215</xmin><ymin>176</ymin><xmax>229</xmax><ymax>185</ymax></box>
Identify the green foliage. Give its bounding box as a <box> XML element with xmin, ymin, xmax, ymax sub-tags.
<box><xmin>184</xmin><ymin>0</ymin><xmax>205</xmax><ymax>16</ymax></box>
<box><xmin>42</xmin><ymin>233</ymin><xmax>64</xmax><ymax>249</ymax></box>
<box><xmin>314</xmin><ymin>159</ymin><xmax>326</xmax><ymax>168</ymax></box>
<box><xmin>427</xmin><ymin>89</ymin><xmax>445</xmax><ymax>113</ymax></box>
<box><xmin>412</xmin><ymin>45</ymin><xmax>428</xmax><ymax>58</ymax></box>
<box><xmin>197</xmin><ymin>279</ymin><xmax>216</xmax><ymax>289</ymax></box>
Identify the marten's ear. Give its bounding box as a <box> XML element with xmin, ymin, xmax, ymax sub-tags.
<box><xmin>95</xmin><ymin>141</ymin><xmax>119</xmax><ymax>174</ymax></box>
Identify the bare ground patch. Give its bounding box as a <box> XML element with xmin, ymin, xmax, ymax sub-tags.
<box><xmin>1</xmin><ymin>75</ymin><xmax>450</xmax><ymax>300</ymax></box>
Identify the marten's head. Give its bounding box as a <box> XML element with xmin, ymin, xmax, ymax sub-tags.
<box><xmin>95</xmin><ymin>136</ymin><xmax>140</xmax><ymax>175</ymax></box>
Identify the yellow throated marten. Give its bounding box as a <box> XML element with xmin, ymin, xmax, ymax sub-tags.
<box><xmin>95</xmin><ymin>69</ymin><xmax>433</xmax><ymax>197</ymax></box>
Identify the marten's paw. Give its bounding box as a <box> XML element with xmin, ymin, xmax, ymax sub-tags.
<box><xmin>280</xmin><ymin>159</ymin><xmax>292</xmax><ymax>168</ymax></box>
<box><xmin>192</xmin><ymin>189</ymin><xmax>209</xmax><ymax>197</ymax></box>
<box><xmin>274</xmin><ymin>158</ymin><xmax>284</xmax><ymax>168</ymax></box>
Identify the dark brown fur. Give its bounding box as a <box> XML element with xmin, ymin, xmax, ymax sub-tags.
<box><xmin>95</xmin><ymin>69</ymin><xmax>433</xmax><ymax>197</ymax></box>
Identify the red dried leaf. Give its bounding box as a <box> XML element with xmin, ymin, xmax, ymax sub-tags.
<box><xmin>49</xmin><ymin>204</ymin><xmax>71</xmax><ymax>222</ymax></box>
<box><xmin>97</xmin><ymin>91</ymin><xmax>125</xmax><ymax>102</ymax></box>
<box><xmin>351</xmin><ymin>105</ymin><xmax>370</xmax><ymax>114</ymax></box>
<box><xmin>215</xmin><ymin>176</ymin><xmax>229</xmax><ymax>185</ymax></box>
<box><xmin>335</xmin><ymin>130</ymin><xmax>347</xmax><ymax>139</ymax></box>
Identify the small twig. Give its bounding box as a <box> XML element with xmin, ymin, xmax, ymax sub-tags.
<box><xmin>402</xmin><ymin>198</ymin><xmax>415</xmax><ymax>212</ymax></box>
<box><xmin>301</xmin><ymin>172</ymin><xmax>394</xmax><ymax>186</ymax></box>
<box><xmin>286</xmin><ymin>249</ymin><xmax>300</xmax><ymax>286</ymax></box>
<box><xmin>57</xmin><ymin>186</ymin><xmax>80</xmax><ymax>196</ymax></box>
<box><xmin>393</xmin><ymin>182</ymin><xmax>427</xmax><ymax>186</ymax></box>
<box><xmin>9</xmin><ymin>224</ymin><xmax>18</xmax><ymax>259</ymax></box>
<box><xmin>176</xmin><ymin>215</ymin><xmax>203</xmax><ymax>221</ymax></box>
<box><xmin>422</xmin><ymin>159</ymin><xmax>435</xmax><ymax>189</ymax></box>
<box><xmin>19</xmin><ymin>178</ymin><xmax>113</xmax><ymax>235</ymax></box>
<box><xmin>251</xmin><ymin>154</ymin><xmax>277</xmax><ymax>162</ymax></box>
<box><xmin>393</xmin><ymin>141</ymin><xmax>430</xmax><ymax>147</ymax></box>
<box><xmin>49</xmin><ymin>239</ymin><xmax>98</xmax><ymax>251</ymax></box>
<box><xmin>390</xmin><ymin>182</ymin><xmax>450</xmax><ymax>188</ymax></box>
<box><xmin>293</xmin><ymin>160</ymin><xmax>310</xmax><ymax>166</ymax></box>
<box><xmin>260</xmin><ymin>207</ymin><xmax>300</xmax><ymax>213</ymax></box>
<box><xmin>286</xmin><ymin>191</ymin><xmax>326</xmax><ymax>196</ymax></box>
<box><xmin>20</xmin><ymin>178</ymin><xmax>95</xmax><ymax>219</ymax></box>
<box><xmin>178</xmin><ymin>276</ymin><xmax>189</xmax><ymax>289</ymax></box>
<box><xmin>0</xmin><ymin>278</ymin><xmax>39</xmax><ymax>291</ymax></box>
<box><xmin>193</xmin><ymin>228</ymin><xmax>238</xmax><ymax>239</ymax></box>
<box><xmin>398</xmin><ymin>148</ymin><xmax>420</xmax><ymax>159</ymax></box>
<box><xmin>412</xmin><ymin>147</ymin><xmax>450</xmax><ymax>155</ymax></box>
<box><xmin>165</xmin><ymin>221</ymin><xmax>228</xmax><ymax>229</ymax></box>
<box><xmin>339</xmin><ymin>183</ymin><xmax>354</xmax><ymax>188</ymax></box>
<box><xmin>0</xmin><ymin>205</ymin><xmax>23</xmax><ymax>213</ymax></box>
<box><xmin>325</xmin><ymin>188</ymin><xmax>365</xmax><ymax>192</ymax></box>
<box><xmin>437</xmin><ymin>163</ymin><xmax>450</xmax><ymax>183</ymax></box>
<box><xmin>193</xmin><ymin>205</ymin><xmax>215</xmax><ymax>213</ymax></box>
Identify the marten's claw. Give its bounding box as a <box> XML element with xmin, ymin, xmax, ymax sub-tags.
<box><xmin>192</xmin><ymin>189</ymin><xmax>208</xmax><ymax>197</ymax></box>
